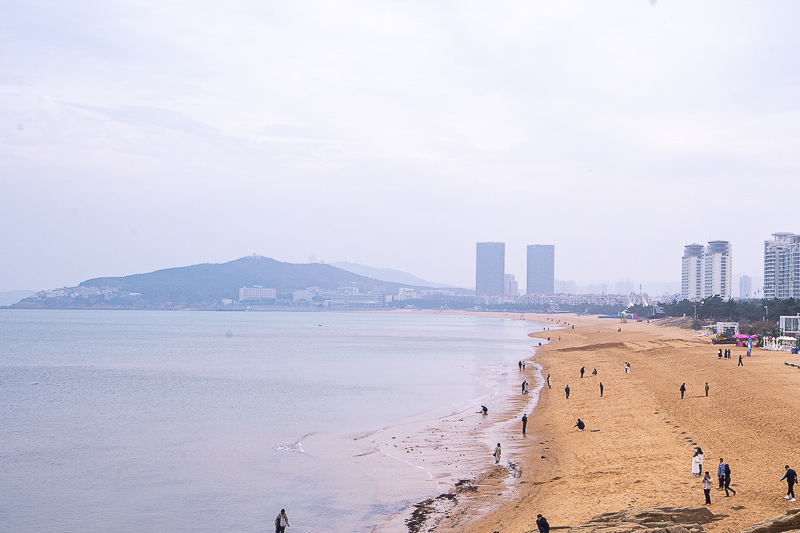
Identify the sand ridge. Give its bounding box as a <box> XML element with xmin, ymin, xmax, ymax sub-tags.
<box><xmin>427</xmin><ymin>313</ymin><xmax>800</xmax><ymax>533</ymax></box>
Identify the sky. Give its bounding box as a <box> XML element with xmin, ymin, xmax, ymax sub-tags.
<box><xmin>2</xmin><ymin>1</ymin><xmax>799</xmax><ymax>294</ymax></box>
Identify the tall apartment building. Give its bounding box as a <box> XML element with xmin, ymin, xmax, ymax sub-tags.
<box><xmin>681</xmin><ymin>241</ymin><xmax>731</xmax><ymax>300</ymax></box>
<box><xmin>476</xmin><ymin>242</ymin><xmax>505</xmax><ymax>296</ymax></box>
<box><xmin>504</xmin><ymin>274</ymin><xmax>518</xmax><ymax>297</ymax></box>
<box><xmin>763</xmin><ymin>232</ymin><xmax>800</xmax><ymax>299</ymax></box>
<box><xmin>739</xmin><ymin>275</ymin><xmax>752</xmax><ymax>299</ymax></box>
<box><xmin>704</xmin><ymin>241</ymin><xmax>732</xmax><ymax>299</ymax></box>
<box><xmin>681</xmin><ymin>244</ymin><xmax>704</xmax><ymax>301</ymax></box>
<box><xmin>527</xmin><ymin>245</ymin><xmax>555</xmax><ymax>295</ymax></box>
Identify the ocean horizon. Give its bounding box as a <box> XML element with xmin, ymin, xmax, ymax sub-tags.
<box><xmin>0</xmin><ymin>309</ymin><xmax>545</xmax><ymax>532</ymax></box>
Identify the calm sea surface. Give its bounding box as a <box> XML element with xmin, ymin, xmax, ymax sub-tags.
<box><xmin>0</xmin><ymin>310</ymin><xmax>544</xmax><ymax>532</ymax></box>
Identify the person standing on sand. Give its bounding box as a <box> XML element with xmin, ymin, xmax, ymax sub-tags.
<box><xmin>718</xmin><ymin>348</ymin><xmax>722</xmax><ymax>358</ymax></box>
<box><xmin>781</xmin><ymin>465</ymin><xmax>797</xmax><ymax>501</ymax></box>
<box><xmin>599</xmin><ymin>382</ymin><xmax>604</xmax><ymax>397</ymax></box>
<box><xmin>519</xmin><ymin>360</ymin><xmax>523</xmax><ymax>371</ymax></box>
<box><xmin>275</xmin><ymin>509</ymin><xmax>290</xmax><ymax>533</ymax></box>
<box><xmin>522</xmin><ymin>413</ymin><xmax>528</xmax><ymax>435</ymax></box>
<box><xmin>565</xmin><ymin>385</ymin><xmax>570</xmax><ymax>399</ymax></box>
<box><xmin>493</xmin><ymin>443</ymin><xmax>502</xmax><ymax>465</ymax></box>
<box><xmin>536</xmin><ymin>514</ymin><xmax>550</xmax><ymax>533</ymax></box>
<box><xmin>680</xmin><ymin>383</ymin><xmax>686</xmax><ymax>399</ymax></box>
<box><xmin>546</xmin><ymin>374</ymin><xmax>552</xmax><ymax>389</ymax></box>
<box><xmin>738</xmin><ymin>354</ymin><xmax>743</xmax><ymax>366</ymax></box>
<box><xmin>705</xmin><ymin>382</ymin><xmax>709</xmax><ymax>397</ymax></box>
<box><xmin>702</xmin><ymin>471</ymin><xmax>712</xmax><ymax>504</ymax></box>
<box><xmin>580</xmin><ymin>366</ymin><xmax>585</xmax><ymax>378</ymax></box>
<box><xmin>724</xmin><ymin>462</ymin><xmax>736</xmax><ymax>496</ymax></box>
<box><xmin>718</xmin><ymin>458</ymin><xmax>727</xmax><ymax>489</ymax></box>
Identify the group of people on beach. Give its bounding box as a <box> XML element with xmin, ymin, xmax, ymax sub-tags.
<box><xmin>718</xmin><ymin>347</ymin><xmax>745</xmax><ymax>366</ymax></box>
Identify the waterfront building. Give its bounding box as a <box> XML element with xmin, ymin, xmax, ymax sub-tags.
<box><xmin>763</xmin><ymin>232</ymin><xmax>800</xmax><ymax>299</ymax></box>
<box><xmin>681</xmin><ymin>244</ymin><xmax>704</xmax><ymax>301</ymax></box>
<box><xmin>681</xmin><ymin>241</ymin><xmax>732</xmax><ymax>301</ymax></box>
<box><xmin>527</xmin><ymin>244</ymin><xmax>555</xmax><ymax>294</ymax></box>
<box><xmin>504</xmin><ymin>274</ymin><xmax>518</xmax><ymax>297</ymax></box>
<box><xmin>476</xmin><ymin>242</ymin><xmax>505</xmax><ymax>296</ymax></box>
<box><xmin>239</xmin><ymin>286</ymin><xmax>277</xmax><ymax>300</ymax></box>
<box><xmin>704</xmin><ymin>240</ymin><xmax>732</xmax><ymax>300</ymax></box>
<box><xmin>739</xmin><ymin>275</ymin><xmax>752</xmax><ymax>299</ymax></box>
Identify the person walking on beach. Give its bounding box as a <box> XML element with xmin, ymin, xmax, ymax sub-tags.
<box><xmin>546</xmin><ymin>374</ymin><xmax>551</xmax><ymax>389</ymax></box>
<box><xmin>738</xmin><ymin>354</ymin><xmax>743</xmax><ymax>366</ymax></box>
<box><xmin>680</xmin><ymin>383</ymin><xmax>686</xmax><ymax>400</ymax></box>
<box><xmin>536</xmin><ymin>514</ymin><xmax>551</xmax><ymax>533</ymax></box>
<box><xmin>781</xmin><ymin>465</ymin><xmax>797</xmax><ymax>501</ymax></box>
<box><xmin>702</xmin><ymin>471</ymin><xmax>712</xmax><ymax>504</ymax></box>
<box><xmin>565</xmin><ymin>385</ymin><xmax>570</xmax><ymax>399</ymax></box>
<box><xmin>705</xmin><ymin>382</ymin><xmax>709</xmax><ymax>397</ymax></box>
<box><xmin>493</xmin><ymin>443</ymin><xmax>502</xmax><ymax>465</ymax></box>
<box><xmin>521</xmin><ymin>380</ymin><xmax>527</xmax><ymax>394</ymax></box>
<box><xmin>724</xmin><ymin>462</ymin><xmax>736</xmax><ymax>496</ymax></box>
<box><xmin>718</xmin><ymin>348</ymin><xmax>722</xmax><ymax>358</ymax></box>
<box><xmin>599</xmin><ymin>382</ymin><xmax>604</xmax><ymax>397</ymax></box>
<box><xmin>275</xmin><ymin>509</ymin><xmax>290</xmax><ymax>533</ymax></box>
<box><xmin>522</xmin><ymin>413</ymin><xmax>528</xmax><ymax>435</ymax></box>
<box><xmin>580</xmin><ymin>366</ymin><xmax>585</xmax><ymax>378</ymax></box>
<box><xmin>717</xmin><ymin>458</ymin><xmax>727</xmax><ymax>489</ymax></box>
<box><xmin>519</xmin><ymin>360</ymin><xmax>523</xmax><ymax>371</ymax></box>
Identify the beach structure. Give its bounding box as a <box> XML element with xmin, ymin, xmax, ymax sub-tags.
<box><xmin>527</xmin><ymin>244</ymin><xmax>555</xmax><ymax>295</ymax></box>
<box><xmin>476</xmin><ymin>242</ymin><xmax>505</xmax><ymax>296</ymax></box>
<box><xmin>764</xmin><ymin>232</ymin><xmax>800</xmax><ymax>299</ymax></box>
<box><xmin>680</xmin><ymin>241</ymin><xmax>732</xmax><ymax>301</ymax></box>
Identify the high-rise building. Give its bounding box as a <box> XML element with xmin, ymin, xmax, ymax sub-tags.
<box><xmin>763</xmin><ymin>232</ymin><xmax>800</xmax><ymax>299</ymax></box>
<box><xmin>476</xmin><ymin>242</ymin><xmax>505</xmax><ymax>296</ymax></box>
<box><xmin>681</xmin><ymin>244</ymin><xmax>704</xmax><ymax>301</ymax></box>
<box><xmin>739</xmin><ymin>275</ymin><xmax>752</xmax><ymax>299</ymax></box>
<box><xmin>504</xmin><ymin>274</ymin><xmax>518</xmax><ymax>297</ymax></box>
<box><xmin>704</xmin><ymin>241</ymin><xmax>732</xmax><ymax>299</ymax></box>
<box><xmin>527</xmin><ymin>245</ymin><xmax>555</xmax><ymax>295</ymax></box>
<box><xmin>681</xmin><ymin>241</ymin><xmax>732</xmax><ymax>301</ymax></box>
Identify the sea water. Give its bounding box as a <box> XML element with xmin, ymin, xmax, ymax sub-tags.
<box><xmin>0</xmin><ymin>310</ymin><xmax>544</xmax><ymax>532</ymax></box>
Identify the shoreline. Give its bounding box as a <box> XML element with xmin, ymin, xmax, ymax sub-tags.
<box><xmin>368</xmin><ymin>311</ymin><xmax>554</xmax><ymax>532</ymax></box>
<box><xmin>414</xmin><ymin>312</ymin><xmax>800</xmax><ymax>533</ymax></box>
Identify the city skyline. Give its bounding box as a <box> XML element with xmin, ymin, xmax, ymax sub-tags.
<box><xmin>2</xmin><ymin>3</ymin><xmax>799</xmax><ymax>293</ymax></box>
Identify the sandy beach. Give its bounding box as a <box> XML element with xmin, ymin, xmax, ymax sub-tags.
<box><xmin>406</xmin><ymin>312</ymin><xmax>800</xmax><ymax>533</ymax></box>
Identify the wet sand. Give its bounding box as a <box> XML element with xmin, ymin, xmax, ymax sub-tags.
<box><xmin>413</xmin><ymin>312</ymin><xmax>800</xmax><ymax>533</ymax></box>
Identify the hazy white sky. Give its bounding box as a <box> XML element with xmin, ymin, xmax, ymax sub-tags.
<box><xmin>2</xmin><ymin>1</ymin><xmax>798</xmax><ymax>293</ymax></box>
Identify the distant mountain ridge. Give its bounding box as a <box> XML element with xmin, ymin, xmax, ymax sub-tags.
<box><xmin>9</xmin><ymin>256</ymin><xmax>458</xmax><ymax>309</ymax></box>
<box><xmin>330</xmin><ymin>261</ymin><xmax>454</xmax><ymax>288</ymax></box>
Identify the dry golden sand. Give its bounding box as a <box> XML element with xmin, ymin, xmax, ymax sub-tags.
<box><xmin>425</xmin><ymin>313</ymin><xmax>800</xmax><ymax>533</ymax></box>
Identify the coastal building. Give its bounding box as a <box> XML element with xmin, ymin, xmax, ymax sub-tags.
<box><xmin>554</xmin><ymin>279</ymin><xmax>576</xmax><ymax>294</ymax></box>
<box><xmin>504</xmin><ymin>274</ymin><xmax>518</xmax><ymax>297</ymax></box>
<box><xmin>704</xmin><ymin>240</ymin><xmax>732</xmax><ymax>300</ymax></box>
<box><xmin>739</xmin><ymin>275</ymin><xmax>752</xmax><ymax>299</ymax></box>
<box><xmin>293</xmin><ymin>289</ymin><xmax>313</xmax><ymax>302</ymax></box>
<box><xmin>395</xmin><ymin>288</ymin><xmax>417</xmax><ymax>300</ymax></box>
<box><xmin>763</xmin><ymin>232</ymin><xmax>800</xmax><ymax>299</ymax></box>
<box><xmin>238</xmin><ymin>286</ymin><xmax>277</xmax><ymax>301</ymax></box>
<box><xmin>527</xmin><ymin>244</ymin><xmax>555</xmax><ymax>294</ymax></box>
<box><xmin>681</xmin><ymin>244</ymin><xmax>704</xmax><ymax>301</ymax></box>
<box><xmin>476</xmin><ymin>242</ymin><xmax>505</xmax><ymax>296</ymax></box>
<box><xmin>681</xmin><ymin>241</ymin><xmax>731</xmax><ymax>301</ymax></box>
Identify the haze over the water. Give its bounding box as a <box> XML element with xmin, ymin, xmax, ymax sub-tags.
<box><xmin>2</xmin><ymin>2</ymin><xmax>798</xmax><ymax>293</ymax></box>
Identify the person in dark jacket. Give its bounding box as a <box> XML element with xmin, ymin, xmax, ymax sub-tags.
<box><xmin>680</xmin><ymin>383</ymin><xmax>686</xmax><ymax>399</ymax></box>
<box><xmin>781</xmin><ymin>465</ymin><xmax>797</xmax><ymax>502</ymax></box>
<box><xmin>536</xmin><ymin>513</ymin><xmax>550</xmax><ymax>533</ymax></box>
<box><xmin>565</xmin><ymin>385</ymin><xmax>570</xmax><ymax>399</ymax></box>
<box><xmin>724</xmin><ymin>462</ymin><xmax>736</xmax><ymax>496</ymax></box>
<box><xmin>574</xmin><ymin>418</ymin><xmax>585</xmax><ymax>431</ymax></box>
